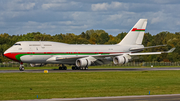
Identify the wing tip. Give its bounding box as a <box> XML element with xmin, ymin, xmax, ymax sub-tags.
<box><xmin>163</xmin><ymin>47</ymin><xmax>176</xmax><ymax>53</ymax></box>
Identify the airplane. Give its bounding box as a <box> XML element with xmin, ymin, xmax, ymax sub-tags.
<box><xmin>3</xmin><ymin>19</ymin><xmax>175</xmax><ymax>71</ymax></box>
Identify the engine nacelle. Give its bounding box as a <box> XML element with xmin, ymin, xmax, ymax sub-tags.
<box><xmin>113</xmin><ymin>55</ymin><xmax>129</xmax><ymax>65</ymax></box>
<box><xmin>76</xmin><ymin>58</ymin><xmax>91</xmax><ymax>67</ymax></box>
<box><xmin>30</xmin><ymin>63</ymin><xmax>45</xmax><ymax>67</ymax></box>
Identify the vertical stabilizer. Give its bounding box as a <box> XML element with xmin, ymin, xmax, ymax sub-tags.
<box><xmin>118</xmin><ymin>19</ymin><xmax>147</xmax><ymax>45</ymax></box>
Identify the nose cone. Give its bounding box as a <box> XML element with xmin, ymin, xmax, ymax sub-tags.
<box><xmin>4</xmin><ymin>50</ymin><xmax>11</xmax><ymax>59</ymax></box>
<box><xmin>3</xmin><ymin>50</ymin><xmax>8</xmax><ymax>57</ymax></box>
<box><xmin>4</xmin><ymin>50</ymin><xmax>19</xmax><ymax>62</ymax></box>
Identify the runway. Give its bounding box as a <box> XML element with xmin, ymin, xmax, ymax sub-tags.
<box><xmin>8</xmin><ymin>94</ymin><xmax>180</xmax><ymax>101</ymax></box>
<box><xmin>1</xmin><ymin>67</ymin><xmax>180</xmax><ymax>73</ymax></box>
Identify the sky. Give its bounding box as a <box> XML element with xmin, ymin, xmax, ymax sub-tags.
<box><xmin>0</xmin><ymin>0</ymin><xmax>180</xmax><ymax>35</ymax></box>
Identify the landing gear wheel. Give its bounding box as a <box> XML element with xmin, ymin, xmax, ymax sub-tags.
<box><xmin>85</xmin><ymin>67</ymin><xmax>88</xmax><ymax>70</ymax></box>
<box><xmin>72</xmin><ymin>66</ymin><xmax>78</xmax><ymax>70</ymax></box>
<box><xmin>64</xmin><ymin>66</ymin><xmax>67</xmax><ymax>70</ymax></box>
<box><xmin>59</xmin><ymin>66</ymin><xmax>67</xmax><ymax>70</ymax></box>
<box><xmin>75</xmin><ymin>66</ymin><xmax>78</xmax><ymax>70</ymax></box>
<box><xmin>77</xmin><ymin>67</ymin><xmax>80</xmax><ymax>70</ymax></box>
<box><xmin>72</xmin><ymin>66</ymin><xmax>85</xmax><ymax>70</ymax></box>
<box><xmin>59</xmin><ymin>67</ymin><xmax>62</xmax><ymax>70</ymax></box>
<box><xmin>72</xmin><ymin>66</ymin><xmax>75</xmax><ymax>70</ymax></box>
<box><xmin>19</xmin><ymin>67</ymin><xmax>24</xmax><ymax>71</ymax></box>
<box><xmin>19</xmin><ymin>62</ymin><xmax>24</xmax><ymax>71</ymax></box>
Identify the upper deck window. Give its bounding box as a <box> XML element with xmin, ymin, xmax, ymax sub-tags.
<box><xmin>14</xmin><ymin>43</ymin><xmax>21</xmax><ymax>46</ymax></box>
<box><xmin>44</xmin><ymin>44</ymin><xmax>52</xmax><ymax>46</ymax></box>
<box><xmin>29</xmin><ymin>44</ymin><xmax>41</xmax><ymax>46</ymax></box>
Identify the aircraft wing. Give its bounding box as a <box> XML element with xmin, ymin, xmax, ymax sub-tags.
<box><xmin>91</xmin><ymin>47</ymin><xmax>175</xmax><ymax>58</ymax></box>
<box><xmin>129</xmin><ymin>45</ymin><xmax>166</xmax><ymax>51</ymax></box>
<box><xmin>54</xmin><ymin>47</ymin><xmax>175</xmax><ymax>60</ymax></box>
<box><xmin>47</xmin><ymin>48</ymin><xmax>175</xmax><ymax>65</ymax></box>
<box><xmin>129</xmin><ymin>48</ymin><xmax>175</xmax><ymax>56</ymax></box>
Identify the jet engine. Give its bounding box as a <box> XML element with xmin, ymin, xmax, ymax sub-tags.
<box><xmin>30</xmin><ymin>63</ymin><xmax>45</xmax><ymax>67</ymax></box>
<box><xmin>113</xmin><ymin>55</ymin><xmax>129</xmax><ymax>65</ymax></box>
<box><xmin>76</xmin><ymin>58</ymin><xmax>91</xmax><ymax>67</ymax></box>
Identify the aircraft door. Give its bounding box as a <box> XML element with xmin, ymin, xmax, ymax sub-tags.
<box><xmin>75</xmin><ymin>49</ymin><xmax>78</xmax><ymax>56</ymax></box>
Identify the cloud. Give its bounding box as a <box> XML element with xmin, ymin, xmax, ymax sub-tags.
<box><xmin>43</xmin><ymin>0</ymin><xmax>67</xmax><ymax>3</ymax></box>
<box><xmin>41</xmin><ymin>1</ymin><xmax>83</xmax><ymax>11</ymax></box>
<box><xmin>107</xmin><ymin>14</ymin><xmax>122</xmax><ymax>21</ymax></box>
<box><xmin>151</xmin><ymin>17</ymin><xmax>161</xmax><ymax>24</ymax></box>
<box><xmin>111</xmin><ymin>2</ymin><xmax>122</xmax><ymax>8</ymax></box>
<box><xmin>152</xmin><ymin>0</ymin><xmax>180</xmax><ymax>4</ymax></box>
<box><xmin>0</xmin><ymin>0</ymin><xmax>180</xmax><ymax>35</ymax></box>
<box><xmin>58</xmin><ymin>21</ymin><xmax>74</xmax><ymax>25</ymax></box>
<box><xmin>41</xmin><ymin>3</ymin><xmax>62</xmax><ymax>10</ymax></box>
<box><xmin>91</xmin><ymin>2</ymin><xmax>122</xmax><ymax>11</ymax></box>
<box><xmin>18</xmin><ymin>3</ymin><xmax>35</xmax><ymax>10</ymax></box>
<box><xmin>4</xmin><ymin>2</ymin><xmax>35</xmax><ymax>11</ymax></box>
<box><xmin>91</xmin><ymin>3</ymin><xmax>109</xmax><ymax>11</ymax></box>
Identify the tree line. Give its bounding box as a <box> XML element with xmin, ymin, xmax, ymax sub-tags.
<box><xmin>0</xmin><ymin>29</ymin><xmax>179</xmax><ymax>62</ymax></box>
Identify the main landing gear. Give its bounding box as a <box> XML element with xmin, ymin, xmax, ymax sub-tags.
<box><xmin>59</xmin><ymin>64</ymin><xmax>67</xmax><ymax>70</ymax></box>
<box><xmin>58</xmin><ymin>65</ymin><xmax>88</xmax><ymax>70</ymax></box>
<box><xmin>72</xmin><ymin>66</ymin><xmax>88</xmax><ymax>70</ymax></box>
<box><xmin>19</xmin><ymin>62</ymin><xmax>24</xmax><ymax>71</ymax></box>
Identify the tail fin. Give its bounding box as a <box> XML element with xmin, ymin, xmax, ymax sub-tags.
<box><xmin>118</xmin><ymin>19</ymin><xmax>147</xmax><ymax>45</ymax></box>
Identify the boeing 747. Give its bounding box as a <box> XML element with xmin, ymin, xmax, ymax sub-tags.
<box><xmin>3</xmin><ymin>19</ymin><xmax>175</xmax><ymax>71</ymax></box>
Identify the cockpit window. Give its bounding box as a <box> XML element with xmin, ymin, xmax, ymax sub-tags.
<box><xmin>14</xmin><ymin>43</ymin><xmax>21</xmax><ymax>46</ymax></box>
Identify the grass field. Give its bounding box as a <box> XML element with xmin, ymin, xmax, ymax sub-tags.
<box><xmin>0</xmin><ymin>70</ymin><xmax>180</xmax><ymax>100</ymax></box>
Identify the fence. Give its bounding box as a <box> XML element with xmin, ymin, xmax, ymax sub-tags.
<box><xmin>103</xmin><ymin>62</ymin><xmax>180</xmax><ymax>67</ymax></box>
<box><xmin>0</xmin><ymin>62</ymin><xmax>180</xmax><ymax>67</ymax></box>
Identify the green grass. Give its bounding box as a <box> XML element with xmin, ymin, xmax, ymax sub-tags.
<box><xmin>0</xmin><ymin>71</ymin><xmax>180</xmax><ymax>100</ymax></box>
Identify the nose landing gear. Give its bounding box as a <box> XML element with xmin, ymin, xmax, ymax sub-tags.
<box><xmin>19</xmin><ymin>62</ymin><xmax>24</xmax><ymax>71</ymax></box>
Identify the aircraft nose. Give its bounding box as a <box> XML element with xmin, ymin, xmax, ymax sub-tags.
<box><xmin>3</xmin><ymin>50</ymin><xmax>19</xmax><ymax>62</ymax></box>
<box><xmin>4</xmin><ymin>50</ymin><xmax>9</xmax><ymax>58</ymax></box>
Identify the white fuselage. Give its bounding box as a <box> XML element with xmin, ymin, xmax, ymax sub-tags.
<box><xmin>4</xmin><ymin>41</ymin><xmax>143</xmax><ymax>64</ymax></box>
